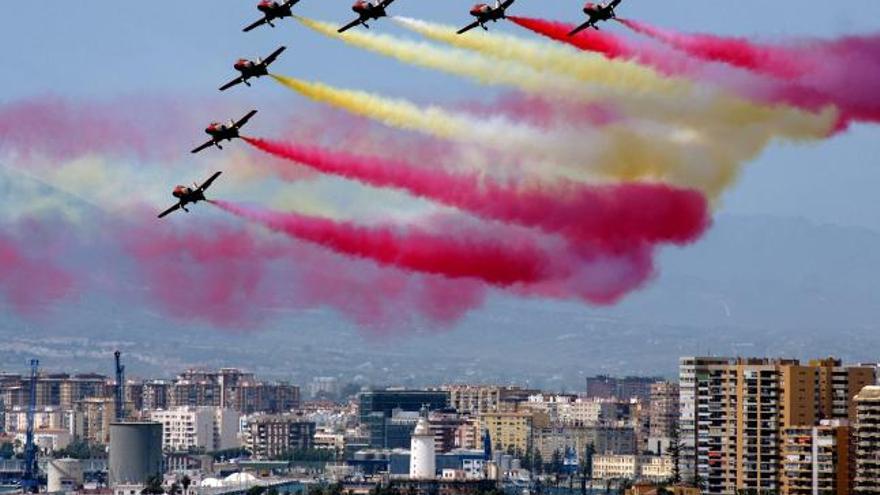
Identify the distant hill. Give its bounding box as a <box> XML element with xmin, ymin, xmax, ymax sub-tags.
<box><xmin>0</xmin><ymin>213</ymin><xmax>877</xmax><ymax>388</ymax></box>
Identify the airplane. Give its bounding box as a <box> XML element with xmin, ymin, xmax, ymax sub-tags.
<box><xmin>456</xmin><ymin>0</ymin><xmax>515</xmax><ymax>35</ymax></box>
<box><xmin>243</xmin><ymin>0</ymin><xmax>301</xmax><ymax>32</ymax></box>
<box><xmin>191</xmin><ymin>110</ymin><xmax>258</xmax><ymax>154</ymax></box>
<box><xmin>569</xmin><ymin>0</ymin><xmax>623</xmax><ymax>36</ymax></box>
<box><xmin>219</xmin><ymin>46</ymin><xmax>286</xmax><ymax>91</ymax></box>
<box><xmin>157</xmin><ymin>172</ymin><xmax>222</xmax><ymax>219</ymax></box>
<box><xmin>338</xmin><ymin>0</ymin><xmax>396</xmax><ymax>33</ymax></box>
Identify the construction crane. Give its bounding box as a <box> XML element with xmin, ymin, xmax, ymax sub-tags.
<box><xmin>114</xmin><ymin>350</ymin><xmax>125</xmax><ymax>422</ymax></box>
<box><xmin>21</xmin><ymin>359</ymin><xmax>39</xmax><ymax>493</ymax></box>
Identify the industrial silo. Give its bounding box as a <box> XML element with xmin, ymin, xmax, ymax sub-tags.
<box><xmin>47</xmin><ymin>458</ymin><xmax>83</xmax><ymax>493</ymax></box>
<box><xmin>108</xmin><ymin>422</ymin><xmax>163</xmax><ymax>487</ymax></box>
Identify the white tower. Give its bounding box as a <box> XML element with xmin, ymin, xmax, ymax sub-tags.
<box><xmin>409</xmin><ymin>409</ymin><xmax>436</xmax><ymax>479</ymax></box>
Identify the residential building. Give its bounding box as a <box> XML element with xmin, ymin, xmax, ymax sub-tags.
<box><xmin>648</xmin><ymin>381</ymin><xmax>679</xmax><ymax>454</ymax></box>
<box><xmin>680</xmin><ymin>356</ymin><xmax>874</xmax><ymax>494</ymax></box>
<box><xmin>781</xmin><ymin>420</ymin><xmax>851</xmax><ymax>495</ymax></box>
<box><xmin>78</xmin><ymin>397</ymin><xmax>116</xmax><ymax>444</ymax></box>
<box><xmin>810</xmin><ymin>357</ymin><xmax>876</xmax><ymax>423</ymax></box>
<box><xmin>442</xmin><ymin>385</ymin><xmax>539</xmax><ymax>415</ymax></box>
<box><xmin>532</xmin><ymin>425</ymin><xmax>635</xmax><ymax>461</ymax></box>
<box><xmin>585</xmin><ymin>376</ymin><xmax>663</xmax><ymax>403</ymax></box>
<box><xmin>149</xmin><ymin>406</ymin><xmax>239</xmax><ymax>452</ymax></box>
<box><xmin>243</xmin><ymin>414</ymin><xmax>315</xmax><ymax>460</ymax></box>
<box><xmin>592</xmin><ymin>455</ymin><xmax>673</xmax><ymax>482</ymax></box>
<box><xmin>478</xmin><ymin>411</ymin><xmax>546</xmax><ymax>454</ymax></box>
<box><xmin>854</xmin><ymin>386</ymin><xmax>880</xmax><ymax>494</ymax></box>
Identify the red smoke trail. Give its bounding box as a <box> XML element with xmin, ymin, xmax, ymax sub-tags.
<box><xmin>122</xmin><ymin>219</ymin><xmax>487</xmax><ymax>331</ymax></box>
<box><xmin>211</xmin><ymin>200</ymin><xmax>554</xmax><ymax>287</ymax></box>
<box><xmin>509</xmin><ymin>16</ymin><xmax>637</xmax><ymax>60</ymax></box>
<box><xmin>617</xmin><ymin>20</ymin><xmax>880</xmax><ymax>124</ymax></box>
<box><xmin>212</xmin><ymin>201</ymin><xmax>662</xmax><ymax>305</ymax></box>
<box><xmin>619</xmin><ymin>19</ymin><xmax>814</xmax><ymax>79</ymax></box>
<box><xmin>244</xmin><ymin>137</ymin><xmax>709</xmax><ymax>248</ymax></box>
<box><xmin>0</xmin><ymin>234</ymin><xmax>73</xmax><ymax>315</ymax></box>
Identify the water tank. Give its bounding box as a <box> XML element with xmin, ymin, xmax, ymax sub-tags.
<box><xmin>108</xmin><ymin>422</ymin><xmax>163</xmax><ymax>486</ymax></box>
<box><xmin>47</xmin><ymin>458</ymin><xmax>83</xmax><ymax>493</ymax></box>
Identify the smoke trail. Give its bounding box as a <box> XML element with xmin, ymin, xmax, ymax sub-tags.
<box><xmin>123</xmin><ymin>218</ymin><xmax>484</xmax><ymax>331</ymax></box>
<box><xmin>619</xmin><ymin>19</ymin><xmax>814</xmax><ymax>79</ymax></box>
<box><xmin>509</xmin><ymin>16</ymin><xmax>644</xmax><ymax>62</ymax></box>
<box><xmin>213</xmin><ymin>201</ymin><xmax>660</xmax><ymax>305</ymax></box>
<box><xmin>211</xmin><ymin>200</ymin><xmax>555</xmax><ymax>286</ymax></box>
<box><xmin>270</xmin><ymin>73</ymin><xmax>836</xmax><ymax>198</ymax></box>
<box><xmin>0</xmin><ymin>230</ymin><xmax>73</xmax><ymax>315</ymax></box>
<box><xmin>393</xmin><ymin>16</ymin><xmax>684</xmax><ymax>98</ymax></box>
<box><xmin>243</xmin><ymin>136</ymin><xmax>709</xmax><ymax>247</ymax></box>
<box><xmin>307</xmin><ymin>16</ymin><xmax>832</xmax><ymax>141</ymax></box>
<box><xmin>618</xmin><ymin>20</ymin><xmax>880</xmax><ymax>124</ymax></box>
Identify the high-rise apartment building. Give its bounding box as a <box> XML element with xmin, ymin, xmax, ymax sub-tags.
<box><xmin>781</xmin><ymin>420</ymin><xmax>851</xmax><ymax>495</ymax></box>
<box><xmin>680</xmin><ymin>356</ymin><xmax>876</xmax><ymax>494</ymax></box>
<box><xmin>854</xmin><ymin>386</ymin><xmax>880</xmax><ymax>494</ymax></box>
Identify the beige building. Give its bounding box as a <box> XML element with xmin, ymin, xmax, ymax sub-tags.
<box><xmin>680</xmin><ymin>356</ymin><xmax>876</xmax><ymax>494</ymax></box>
<box><xmin>781</xmin><ymin>420</ymin><xmax>850</xmax><ymax>495</ymax></box>
<box><xmin>443</xmin><ymin>385</ymin><xmax>537</xmax><ymax>415</ymax></box>
<box><xmin>533</xmin><ymin>425</ymin><xmax>635</xmax><ymax>461</ymax></box>
<box><xmin>592</xmin><ymin>455</ymin><xmax>672</xmax><ymax>481</ymax></box>
<box><xmin>4</xmin><ymin>406</ymin><xmax>65</xmax><ymax>432</ymax></box>
<box><xmin>477</xmin><ymin>411</ymin><xmax>546</xmax><ymax>454</ymax></box>
<box><xmin>854</xmin><ymin>386</ymin><xmax>880</xmax><ymax>494</ymax></box>
<box><xmin>78</xmin><ymin>397</ymin><xmax>115</xmax><ymax>444</ymax></box>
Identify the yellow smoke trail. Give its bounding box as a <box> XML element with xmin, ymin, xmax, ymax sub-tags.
<box><xmin>445</xmin><ymin>15</ymin><xmax>838</xmax><ymax>141</ymax></box>
<box><xmin>300</xmin><ymin>16</ymin><xmax>836</xmax><ymax>142</ymax></box>
<box><xmin>272</xmin><ymin>73</ymin><xmax>769</xmax><ymax>198</ymax></box>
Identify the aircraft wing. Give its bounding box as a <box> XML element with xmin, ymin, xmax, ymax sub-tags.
<box><xmin>456</xmin><ymin>20</ymin><xmax>481</xmax><ymax>35</ymax></box>
<box><xmin>338</xmin><ymin>17</ymin><xmax>364</xmax><ymax>33</ymax></box>
<box><xmin>283</xmin><ymin>0</ymin><xmax>301</xmax><ymax>6</ymax></box>
<box><xmin>501</xmin><ymin>0</ymin><xmax>515</xmax><ymax>8</ymax></box>
<box><xmin>379</xmin><ymin>0</ymin><xmax>396</xmax><ymax>7</ymax></box>
<box><xmin>235</xmin><ymin>110</ymin><xmax>258</xmax><ymax>128</ymax></box>
<box><xmin>568</xmin><ymin>20</ymin><xmax>594</xmax><ymax>36</ymax></box>
<box><xmin>608</xmin><ymin>0</ymin><xmax>623</xmax><ymax>7</ymax></box>
<box><xmin>219</xmin><ymin>76</ymin><xmax>246</xmax><ymax>92</ymax></box>
<box><xmin>243</xmin><ymin>17</ymin><xmax>269</xmax><ymax>32</ymax></box>
<box><xmin>158</xmin><ymin>203</ymin><xmax>182</xmax><ymax>219</ymax></box>
<box><xmin>197</xmin><ymin>171</ymin><xmax>223</xmax><ymax>193</ymax></box>
<box><xmin>191</xmin><ymin>140</ymin><xmax>215</xmax><ymax>154</ymax></box>
<box><xmin>263</xmin><ymin>46</ymin><xmax>287</xmax><ymax>66</ymax></box>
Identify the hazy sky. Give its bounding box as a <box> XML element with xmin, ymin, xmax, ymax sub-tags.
<box><xmin>4</xmin><ymin>1</ymin><xmax>878</xmax><ymax>231</ymax></box>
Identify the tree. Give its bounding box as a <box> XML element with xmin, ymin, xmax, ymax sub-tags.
<box><xmin>533</xmin><ymin>449</ymin><xmax>544</xmax><ymax>475</ymax></box>
<box><xmin>179</xmin><ymin>475</ymin><xmax>191</xmax><ymax>495</ymax></box>
<box><xmin>267</xmin><ymin>488</ymin><xmax>279</xmax><ymax>495</ymax></box>
<box><xmin>141</xmin><ymin>475</ymin><xmax>165</xmax><ymax>495</ymax></box>
<box><xmin>579</xmin><ymin>443</ymin><xmax>595</xmax><ymax>495</ymax></box>
<box><xmin>0</xmin><ymin>443</ymin><xmax>13</xmax><ymax>459</ymax></box>
<box><xmin>550</xmin><ymin>449</ymin><xmax>564</xmax><ymax>488</ymax></box>
<box><xmin>245</xmin><ymin>486</ymin><xmax>265</xmax><ymax>495</ymax></box>
<box><xmin>168</xmin><ymin>482</ymin><xmax>181</xmax><ymax>495</ymax></box>
<box><xmin>666</xmin><ymin>421</ymin><xmax>683</xmax><ymax>484</ymax></box>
